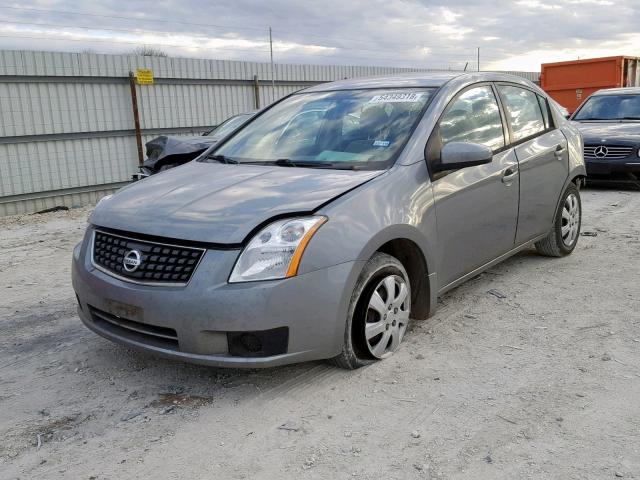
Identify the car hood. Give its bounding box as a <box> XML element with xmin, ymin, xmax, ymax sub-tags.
<box><xmin>90</xmin><ymin>161</ymin><xmax>383</xmax><ymax>244</ymax></box>
<box><xmin>572</xmin><ymin>121</ymin><xmax>640</xmax><ymax>143</ymax></box>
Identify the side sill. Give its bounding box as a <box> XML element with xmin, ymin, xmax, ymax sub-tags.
<box><xmin>437</xmin><ymin>233</ymin><xmax>547</xmax><ymax>296</ymax></box>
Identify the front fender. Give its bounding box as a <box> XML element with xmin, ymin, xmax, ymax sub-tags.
<box><xmin>300</xmin><ymin>163</ymin><xmax>437</xmax><ymax>273</ymax></box>
<box><xmin>299</xmin><ymin>162</ymin><xmax>439</xmax><ymax>316</ymax></box>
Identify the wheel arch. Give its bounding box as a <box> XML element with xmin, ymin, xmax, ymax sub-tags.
<box><xmin>572</xmin><ymin>173</ymin><xmax>586</xmax><ymax>188</ymax></box>
<box><xmin>356</xmin><ymin>225</ymin><xmax>437</xmax><ymax>320</ymax></box>
<box><xmin>553</xmin><ymin>166</ymin><xmax>587</xmax><ymax>221</ymax></box>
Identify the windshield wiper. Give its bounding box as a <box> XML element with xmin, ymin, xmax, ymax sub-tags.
<box><xmin>620</xmin><ymin>116</ymin><xmax>640</xmax><ymax>120</ymax></box>
<box><xmin>241</xmin><ymin>159</ymin><xmax>357</xmax><ymax>169</ymax></box>
<box><xmin>274</xmin><ymin>158</ymin><xmax>308</xmax><ymax>167</ymax></box>
<box><xmin>205</xmin><ymin>154</ymin><xmax>239</xmax><ymax>164</ymax></box>
<box><xmin>275</xmin><ymin>159</ymin><xmax>358</xmax><ymax>169</ymax></box>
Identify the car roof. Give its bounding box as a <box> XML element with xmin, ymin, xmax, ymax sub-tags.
<box><xmin>591</xmin><ymin>87</ymin><xmax>640</xmax><ymax>96</ymax></box>
<box><xmin>301</xmin><ymin>71</ymin><xmax>537</xmax><ymax>92</ymax></box>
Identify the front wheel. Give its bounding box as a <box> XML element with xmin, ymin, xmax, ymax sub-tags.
<box><xmin>535</xmin><ymin>182</ymin><xmax>581</xmax><ymax>257</ymax></box>
<box><xmin>329</xmin><ymin>252</ymin><xmax>411</xmax><ymax>370</ymax></box>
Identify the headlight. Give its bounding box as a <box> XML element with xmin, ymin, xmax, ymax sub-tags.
<box><xmin>229</xmin><ymin>216</ymin><xmax>327</xmax><ymax>283</ymax></box>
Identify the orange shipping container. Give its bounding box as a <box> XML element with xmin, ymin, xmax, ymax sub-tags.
<box><xmin>540</xmin><ymin>56</ymin><xmax>640</xmax><ymax>114</ymax></box>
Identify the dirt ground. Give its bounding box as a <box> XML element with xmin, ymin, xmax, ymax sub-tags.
<box><xmin>1</xmin><ymin>186</ymin><xmax>639</xmax><ymax>480</ymax></box>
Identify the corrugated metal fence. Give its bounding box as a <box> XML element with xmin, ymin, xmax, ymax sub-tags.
<box><xmin>0</xmin><ymin>50</ymin><xmax>540</xmax><ymax>216</ymax></box>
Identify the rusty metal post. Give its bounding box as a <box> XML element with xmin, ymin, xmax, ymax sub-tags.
<box><xmin>129</xmin><ymin>71</ymin><xmax>144</xmax><ymax>165</ymax></box>
<box><xmin>253</xmin><ymin>74</ymin><xmax>260</xmax><ymax>109</ymax></box>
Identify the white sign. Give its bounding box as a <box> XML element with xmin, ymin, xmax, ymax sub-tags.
<box><xmin>369</xmin><ymin>92</ymin><xmax>424</xmax><ymax>103</ymax></box>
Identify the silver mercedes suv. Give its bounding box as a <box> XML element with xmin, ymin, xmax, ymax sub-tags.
<box><xmin>72</xmin><ymin>72</ymin><xmax>585</xmax><ymax>369</ymax></box>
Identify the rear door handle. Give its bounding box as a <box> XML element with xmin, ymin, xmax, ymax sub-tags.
<box><xmin>502</xmin><ymin>166</ymin><xmax>518</xmax><ymax>183</ymax></box>
<box><xmin>554</xmin><ymin>145</ymin><xmax>566</xmax><ymax>158</ymax></box>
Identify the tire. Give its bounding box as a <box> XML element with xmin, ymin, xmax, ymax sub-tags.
<box><xmin>535</xmin><ymin>182</ymin><xmax>581</xmax><ymax>257</ymax></box>
<box><xmin>329</xmin><ymin>252</ymin><xmax>411</xmax><ymax>370</ymax></box>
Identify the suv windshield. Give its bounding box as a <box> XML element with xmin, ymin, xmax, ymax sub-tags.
<box><xmin>573</xmin><ymin>94</ymin><xmax>640</xmax><ymax>121</ymax></box>
<box><xmin>205</xmin><ymin>88</ymin><xmax>434</xmax><ymax>169</ymax></box>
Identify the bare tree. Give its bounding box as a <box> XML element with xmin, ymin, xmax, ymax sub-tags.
<box><xmin>129</xmin><ymin>46</ymin><xmax>168</xmax><ymax>57</ymax></box>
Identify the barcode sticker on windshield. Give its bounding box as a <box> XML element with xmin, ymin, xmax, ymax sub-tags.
<box><xmin>369</xmin><ymin>92</ymin><xmax>424</xmax><ymax>103</ymax></box>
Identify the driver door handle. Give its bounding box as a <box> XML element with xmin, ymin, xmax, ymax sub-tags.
<box><xmin>554</xmin><ymin>145</ymin><xmax>566</xmax><ymax>158</ymax></box>
<box><xmin>502</xmin><ymin>166</ymin><xmax>518</xmax><ymax>183</ymax></box>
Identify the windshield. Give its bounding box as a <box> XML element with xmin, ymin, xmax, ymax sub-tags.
<box><xmin>206</xmin><ymin>88</ymin><xmax>434</xmax><ymax>169</ymax></box>
<box><xmin>573</xmin><ymin>94</ymin><xmax>640</xmax><ymax>121</ymax></box>
<box><xmin>207</xmin><ymin>113</ymin><xmax>252</xmax><ymax>139</ymax></box>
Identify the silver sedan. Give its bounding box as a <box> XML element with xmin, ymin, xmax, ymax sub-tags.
<box><xmin>73</xmin><ymin>72</ymin><xmax>585</xmax><ymax>369</ymax></box>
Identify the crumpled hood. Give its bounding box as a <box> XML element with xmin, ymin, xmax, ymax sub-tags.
<box><xmin>145</xmin><ymin>135</ymin><xmax>216</xmax><ymax>161</ymax></box>
<box><xmin>572</xmin><ymin>121</ymin><xmax>640</xmax><ymax>143</ymax></box>
<box><xmin>90</xmin><ymin>161</ymin><xmax>383</xmax><ymax>244</ymax></box>
<box><xmin>143</xmin><ymin>135</ymin><xmax>217</xmax><ymax>170</ymax></box>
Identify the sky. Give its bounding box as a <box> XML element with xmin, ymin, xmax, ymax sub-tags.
<box><xmin>0</xmin><ymin>0</ymin><xmax>638</xmax><ymax>72</ymax></box>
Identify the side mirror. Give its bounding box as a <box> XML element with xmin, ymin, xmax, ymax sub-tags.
<box><xmin>433</xmin><ymin>142</ymin><xmax>493</xmax><ymax>172</ymax></box>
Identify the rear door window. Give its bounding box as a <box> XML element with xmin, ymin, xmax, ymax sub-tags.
<box><xmin>497</xmin><ymin>85</ymin><xmax>546</xmax><ymax>142</ymax></box>
<box><xmin>438</xmin><ymin>85</ymin><xmax>505</xmax><ymax>151</ymax></box>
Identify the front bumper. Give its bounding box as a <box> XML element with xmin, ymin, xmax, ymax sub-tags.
<box><xmin>585</xmin><ymin>158</ymin><xmax>640</xmax><ymax>176</ymax></box>
<box><xmin>72</xmin><ymin>228</ymin><xmax>363</xmax><ymax>368</ymax></box>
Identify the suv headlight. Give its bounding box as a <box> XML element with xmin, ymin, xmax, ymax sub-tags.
<box><xmin>229</xmin><ymin>216</ymin><xmax>327</xmax><ymax>283</ymax></box>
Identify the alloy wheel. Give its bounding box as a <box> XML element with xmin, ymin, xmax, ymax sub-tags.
<box><xmin>364</xmin><ymin>274</ymin><xmax>410</xmax><ymax>359</ymax></box>
<box><xmin>561</xmin><ymin>192</ymin><xmax>580</xmax><ymax>247</ymax></box>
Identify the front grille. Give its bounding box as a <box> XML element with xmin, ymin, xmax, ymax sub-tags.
<box><xmin>89</xmin><ymin>305</ymin><xmax>179</xmax><ymax>350</ymax></box>
<box><xmin>584</xmin><ymin>145</ymin><xmax>634</xmax><ymax>159</ymax></box>
<box><xmin>92</xmin><ymin>230</ymin><xmax>205</xmax><ymax>285</ymax></box>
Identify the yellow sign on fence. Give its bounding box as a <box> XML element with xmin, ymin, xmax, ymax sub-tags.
<box><xmin>135</xmin><ymin>69</ymin><xmax>154</xmax><ymax>85</ymax></box>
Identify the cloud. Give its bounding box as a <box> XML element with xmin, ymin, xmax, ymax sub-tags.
<box><xmin>0</xmin><ymin>0</ymin><xmax>638</xmax><ymax>71</ymax></box>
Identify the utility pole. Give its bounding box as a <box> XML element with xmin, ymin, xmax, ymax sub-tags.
<box><xmin>128</xmin><ymin>71</ymin><xmax>143</xmax><ymax>165</ymax></box>
<box><xmin>477</xmin><ymin>47</ymin><xmax>480</xmax><ymax>72</ymax></box>
<box><xmin>269</xmin><ymin>27</ymin><xmax>275</xmax><ymax>99</ymax></box>
<box><xmin>253</xmin><ymin>74</ymin><xmax>260</xmax><ymax>109</ymax></box>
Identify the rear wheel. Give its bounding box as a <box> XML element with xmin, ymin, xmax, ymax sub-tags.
<box><xmin>329</xmin><ymin>253</ymin><xmax>411</xmax><ymax>369</ymax></box>
<box><xmin>535</xmin><ymin>182</ymin><xmax>581</xmax><ymax>257</ymax></box>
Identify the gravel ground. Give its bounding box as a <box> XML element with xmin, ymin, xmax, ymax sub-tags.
<box><xmin>0</xmin><ymin>187</ymin><xmax>639</xmax><ymax>480</ymax></box>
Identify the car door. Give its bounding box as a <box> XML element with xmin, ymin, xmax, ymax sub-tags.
<box><xmin>496</xmin><ymin>84</ymin><xmax>569</xmax><ymax>244</ymax></box>
<box><xmin>426</xmin><ymin>84</ymin><xmax>520</xmax><ymax>289</ymax></box>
